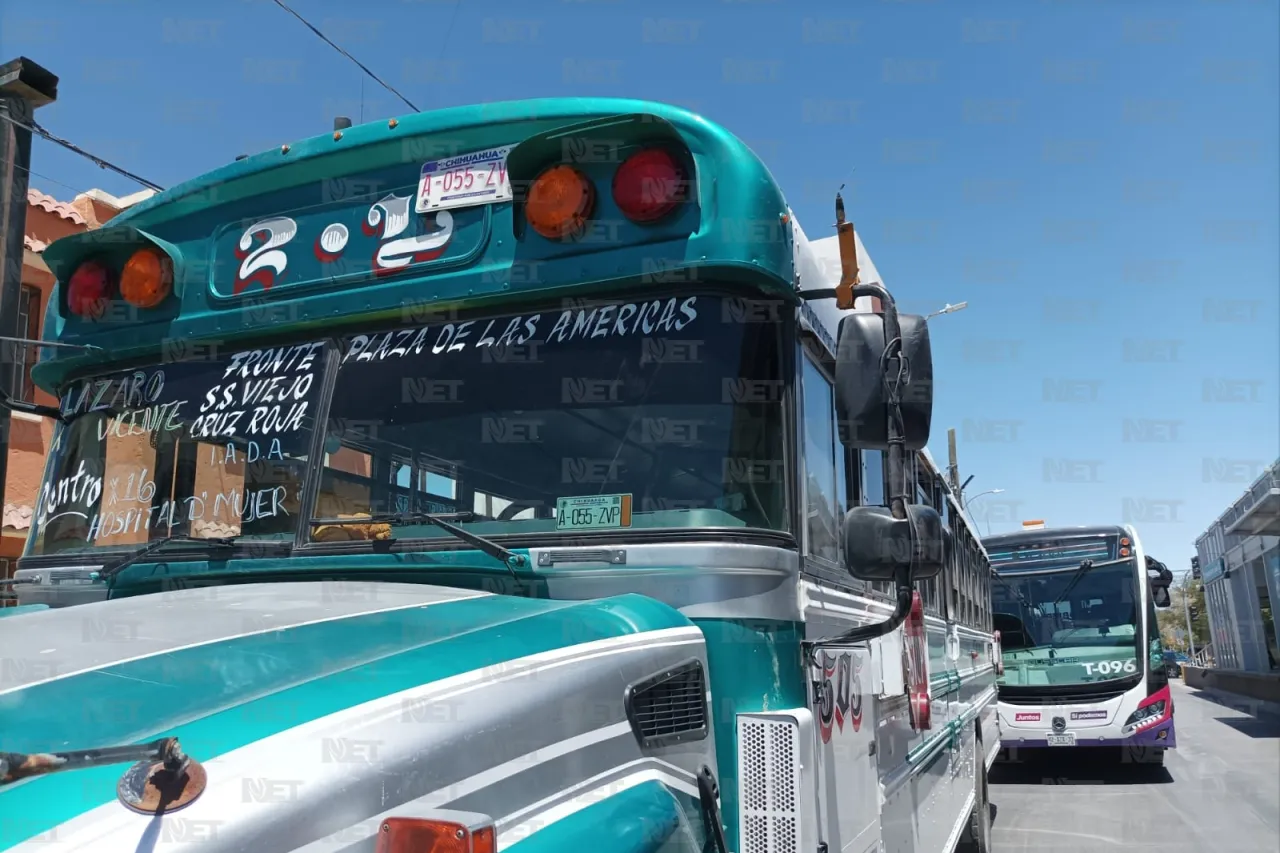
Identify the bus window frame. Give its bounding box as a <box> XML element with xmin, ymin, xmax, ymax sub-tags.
<box><xmin>797</xmin><ymin>335</ymin><xmax>863</xmax><ymax>591</ymax></box>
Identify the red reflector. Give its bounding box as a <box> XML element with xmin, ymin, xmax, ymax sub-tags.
<box><xmin>67</xmin><ymin>259</ymin><xmax>115</xmax><ymax>319</ymax></box>
<box><xmin>612</xmin><ymin>148</ymin><xmax>685</xmax><ymax>223</ymax></box>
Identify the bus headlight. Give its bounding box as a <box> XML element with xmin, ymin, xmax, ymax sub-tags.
<box><xmin>1121</xmin><ymin>685</ymin><xmax>1171</xmax><ymax>734</ymax></box>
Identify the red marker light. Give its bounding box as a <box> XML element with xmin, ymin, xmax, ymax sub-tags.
<box><xmin>67</xmin><ymin>259</ymin><xmax>115</xmax><ymax>319</ymax></box>
<box><xmin>612</xmin><ymin>148</ymin><xmax>686</xmax><ymax>224</ymax></box>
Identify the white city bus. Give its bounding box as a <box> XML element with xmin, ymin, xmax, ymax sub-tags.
<box><xmin>983</xmin><ymin>523</ymin><xmax>1175</xmax><ymax>765</ymax></box>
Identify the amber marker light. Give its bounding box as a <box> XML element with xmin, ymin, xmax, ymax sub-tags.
<box><xmin>119</xmin><ymin>248</ymin><xmax>174</xmax><ymax>309</ymax></box>
<box><xmin>374</xmin><ymin>818</ymin><xmax>496</xmax><ymax>853</ymax></box>
<box><xmin>525</xmin><ymin>164</ymin><xmax>595</xmax><ymax>240</ymax></box>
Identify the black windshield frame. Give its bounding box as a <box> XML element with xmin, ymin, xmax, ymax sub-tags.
<box><xmin>20</xmin><ymin>287</ymin><xmax>799</xmax><ymax>571</ymax></box>
<box><xmin>302</xmin><ymin>288</ymin><xmax>796</xmax><ymax>552</ymax></box>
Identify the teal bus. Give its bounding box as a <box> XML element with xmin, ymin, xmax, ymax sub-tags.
<box><xmin>1</xmin><ymin>99</ymin><xmax>996</xmax><ymax>853</ymax></box>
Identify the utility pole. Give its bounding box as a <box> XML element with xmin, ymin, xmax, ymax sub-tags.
<box><xmin>0</xmin><ymin>58</ymin><xmax>59</xmax><ymax>523</ymax></box>
<box><xmin>947</xmin><ymin>427</ymin><xmax>960</xmax><ymax>494</ymax></box>
<box><xmin>1183</xmin><ymin>572</ymin><xmax>1197</xmax><ymax>658</ymax></box>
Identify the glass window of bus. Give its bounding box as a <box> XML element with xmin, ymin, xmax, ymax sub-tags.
<box><xmin>25</xmin><ymin>344</ymin><xmax>326</xmax><ymax>556</ymax></box>
<box><xmin>860</xmin><ymin>450</ymin><xmax>886</xmax><ymax>507</ymax></box>
<box><xmin>311</xmin><ymin>294</ymin><xmax>789</xmax><ymax>544</ymax></box>
<box><xmin>991</xmin><ymin>542</ymin><xmax>1142</xmax><ymax>686</ymax></box>
<box><xmin>917</xmin><ymin>475</ymin><xmax>943</xmax><ymax>615</ymax></box>
<box><xmin>856</xmin><ymin>449</ymin><xmax>892</xmax><ymax>597</ymax></box>
<box><xmin>801</xmin><ymin>351</ymin><xmax>841</xmax><ymax>566</ymax></box>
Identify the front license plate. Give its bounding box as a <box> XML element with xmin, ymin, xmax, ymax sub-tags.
<box><xmin>1046</xmin><ymin>733</ymin><xmax>1076</xmax><ymax>747</ymax></box>
<box><xmin>416</xmin><ymin>145</ymin><xmax>513</xmax><ymax>213</ymax></box>
<box><xmin>556</xmin><ymin>494</ymin><xmax>633</xmax><ymax>531</ymax></box>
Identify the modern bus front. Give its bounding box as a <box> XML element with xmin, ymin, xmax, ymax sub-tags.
<box><xmin>986</xmin><ymin>526</ymin><xmax>1174</xmax><ymax>762</ymax></box>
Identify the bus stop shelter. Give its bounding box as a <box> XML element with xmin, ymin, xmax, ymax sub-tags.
<box><xmin>1188</xmin><ymin>461</ymin><xmax>1280</xmax><ymax>710</ymax></box>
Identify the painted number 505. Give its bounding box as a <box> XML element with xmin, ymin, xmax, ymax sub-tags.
<box><xmin>1083</xmin><ymin>659</ymin><xmax>1137</xmax><ymax>676</ymax></box>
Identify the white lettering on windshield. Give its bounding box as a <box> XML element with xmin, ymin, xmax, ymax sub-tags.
<box><xmin>338</xmin><ymin>296</ymin><xmax>701</xmax><ymax>363</ymax></box>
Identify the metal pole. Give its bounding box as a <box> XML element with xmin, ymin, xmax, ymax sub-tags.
<box><xmin>947</xmin><ymin>427</ymin><xmax>960</xmax><ymax>493</ymax></box>
<box><xmin>0</xmin><ymin>58</ymin><xmax>58</xmax><ymax>532</ymax></box>
<box><xmin>1184</xmin><ymin>574</ymin><xmax>1196</xmax><ymax>657</ymax></box>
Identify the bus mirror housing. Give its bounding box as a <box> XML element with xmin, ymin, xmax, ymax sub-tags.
<box><xmin>1146</xmin><ymin>557</ymin><xmax>1173</xmax><ymax>608</ymax></box>
<box><xmin>842</xmin><ymin>503</ymin><xmax>945</xmax><ymax>582</ymax></box>
<box><xmin>834</xmin><ymin>312</ymin><xmax>934</xmax><ymax>451</ymax></box>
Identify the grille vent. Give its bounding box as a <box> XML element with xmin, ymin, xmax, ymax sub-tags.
<box><xmin>738</xmin><ymin>716</ymin><xmax>804</xmax><ymax>853</ymax></box>
<box><xmin>625</xmin><ymin>659</ymin><xmax>708</xmax><ymax>748</ymax></box>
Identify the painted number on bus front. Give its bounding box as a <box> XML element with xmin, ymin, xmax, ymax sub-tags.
<box><xmin>1082</xmin><ymin>659</ymin><xmax>1138</xmax><ymax>676</ymax></box>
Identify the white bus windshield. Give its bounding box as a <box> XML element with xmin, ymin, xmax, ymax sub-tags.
<box><xmin>989</xmin><ymin>535</ymin><xmax>1143</xmax><ymax>687</ymax></box>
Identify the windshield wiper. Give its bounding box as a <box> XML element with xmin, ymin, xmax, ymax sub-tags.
<box><xmin>992</xmin><ymin>572</ymin><xmax>1040</xmax><ymax>622</ymax></box>
<box><xmin>1</xmin><ymin>737</ymin><xmax>187</xmax><ymax>786</ymax></box>
<box><xmin>1049</xmin><ymin>557</ymin><xmax>1131</xmax><ymax>612</ymax></box>
<box><xmin>96</xmin><ymin>533</ymin><xmax>237</xmax><ymax>582</ymax></box>
<box><xmin>309</xmin><ymin>510</ymin><xmax>530</xmax><ymax>579</ymax></box>
<box><xmin>2</xmin><ymin>736</ymin><xmax>209</xmax><ymax>815</ymax></box>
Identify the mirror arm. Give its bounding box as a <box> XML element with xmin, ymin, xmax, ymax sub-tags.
<box><xmin>0</xmin><ymin>387</ymin><xmax>64</xmax><ymax>422</ymax></box>
<box><xmin>808</xmin><ymin>567</ymin><xmax>914</xmax><ymax>651</ymax></box>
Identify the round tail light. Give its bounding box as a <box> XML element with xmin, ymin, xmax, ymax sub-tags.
<box><xmin>120</xmin><ymin>248</ymin><xmax>174</xmax><ymax>308</ymax></box>
<box><xmin>525</xmin><ymin>165</ymin><xmax>595</xmax><ymax>240</ymax></box>
<box><xmin>612</xmin><ymin>148</ymin><xmax>686</xmax><ymax>224</ymax></box>
<box><xmin>66</xmin><ymin>259</ymin><xmax>115</xmax><ymax>319</ymax></box>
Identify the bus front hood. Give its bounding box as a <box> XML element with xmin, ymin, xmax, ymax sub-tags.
<box><xmin>0</xmin><ymin>581</ymin><xmax>713</xmax><ymax>852</ymax></box>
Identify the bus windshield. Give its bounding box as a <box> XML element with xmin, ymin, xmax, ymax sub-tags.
<box><xmin>25</xmin><ymin>344</ymin><xmax>327</xmax><ymax>556</ymax></box>
<box><xmin>989</xmin><ymin>535</ymin><xmax>1143</xmax><ymax>688</ymax></box>
<box><xmin>310</xmin><ymin>293</ymin><xmax>789</xmax><ymax>542</ymax></box>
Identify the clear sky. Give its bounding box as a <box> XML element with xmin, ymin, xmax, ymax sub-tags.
<box><xmin>5</xmin><ymin>0</ymin><xmax>1277</xmax><ymax>574</ymax></box>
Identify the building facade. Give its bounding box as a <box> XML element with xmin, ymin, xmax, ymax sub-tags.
<box><xmin>1193</xmin><ymin>459</ymin><xmax>1280</xmax><ymax>672</ymax></box>
<box><xmin>1</xmin><ymin>187</ymin><xmax>154</xmax><ymax>596</ymax></box>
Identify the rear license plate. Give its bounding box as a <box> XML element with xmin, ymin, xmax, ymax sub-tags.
<box><xmin>1046</xmin><ymin>733</ymin><xmax>1076</xmax><ymax>747</ymax></box>
<box><xmin>416</xmin><ymin>146</ymin><xmax>513</xmax><ymax>213</ymax></box>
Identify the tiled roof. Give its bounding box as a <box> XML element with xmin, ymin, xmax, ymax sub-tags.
<box><xmin>2</xmin><ymin>503</ymin><xmax>33</xmax><ymax>531</ymax></box>
<box><xmin>28</xmin><ymin>188</ymin><xmax>86</xmax><ymax>225</ymax></box>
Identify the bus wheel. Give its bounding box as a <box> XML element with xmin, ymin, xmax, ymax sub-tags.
<box><xmin>962</xmin><ymin>735</ymin><xmax>992</xmax><ymax>852</ymax></box>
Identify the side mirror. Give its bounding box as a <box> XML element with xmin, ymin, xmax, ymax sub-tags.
<box><xmin>1146</xmin><ymin>556</ymin><xmax>1173</xmax><ymax>591</ymax></box>
<box><xmin>843</xmin><ymin>504</ymin><xmax>945</xmax><ymax>582</ymax></box>
<box><xmin>834</xmin><ymin>312</ymin><xmax>934</xmax><ymax>451</ymax></box>
<box><xmin>1152</xmin><ymin>586</ymin><xmax>1171</xmax><ymax>609</ymax></box>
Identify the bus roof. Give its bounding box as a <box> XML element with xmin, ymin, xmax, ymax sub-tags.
<box><xmin>36</xmin><ymin>97</ymin><xmax>806</xmax><ymax>390</ymax></box>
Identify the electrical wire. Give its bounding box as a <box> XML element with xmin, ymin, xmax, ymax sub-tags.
<box><xmin>11</xmin><ymin>161</ymin><xmax>85</xmax><ymax>198</ymax></box>
<box><xmin>0</xmin><ymin>112</ymin><xmax>164</xmax><ymax>192</ymax></box>
<box><xmin>269</xmin><ymin>0</ymin><xmax>420</xmax><ymax>113</ymax></box>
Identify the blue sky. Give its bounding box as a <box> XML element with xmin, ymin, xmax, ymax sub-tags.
<box><xmin>5</xmin><ymin>0</ymin><xmax>1277</xmax><ymax>572</ymax></box>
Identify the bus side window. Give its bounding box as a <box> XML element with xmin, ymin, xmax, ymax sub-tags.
<box><xmin>800</xmin><ymin>353</ymin><xmax>841</xmax><ymax>568</ymax></box>
<box><xmin>857</xmin><ymin>448</ymin><xmax>891</xmax><ymax>596</ymax></box>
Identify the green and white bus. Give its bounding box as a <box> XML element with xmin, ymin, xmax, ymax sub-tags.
<box><xmin>985</xmin><ymin>523</ymin><xmax>1175</xmax><ymax>765</ymax></box>
<box><xmin>2</xmin><ymin>98</ymin><xmax>996</xmax><ymax>853</ymax></box>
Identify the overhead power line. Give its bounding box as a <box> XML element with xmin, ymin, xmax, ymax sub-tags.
<box><xmin>0</xmin><ymin>111</ymin><xmax>164</xmax><ymax>192</ymax></box>
<box><xmin>269</xmin><ymin>0</ymin><xmax>420</xmax><ymax>113</ymax></box>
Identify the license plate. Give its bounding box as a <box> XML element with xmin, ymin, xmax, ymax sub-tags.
<box><xmin>1046</xmin><ymin>733</ymin><xmax>1076</xmax><ymax>747</ymax></box>
<box><xmin>556</xmin><ymin>494</ymin><xmax>633</xmax><ymax>531</ymax></box>
<box><xmin>416</xmin><ymin>146</ymin><xmax>514</xmax><ymax>213</ymax></box>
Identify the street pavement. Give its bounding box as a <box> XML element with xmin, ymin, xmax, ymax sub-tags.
<box><xmin>989</xmin><ymin>681</ymin><xmax>1279</xmax><ymax>852</ymax></box>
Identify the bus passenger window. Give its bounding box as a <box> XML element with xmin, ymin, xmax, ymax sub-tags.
<box><xmin>801</xmin><ymin>355</ymin><xmax>840</xmax><ymax>565</ymax></box>
<box><xmin>861</xmin><ymin>450</ymin><xmax>886</xmax><ymax>506</ymax></box>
